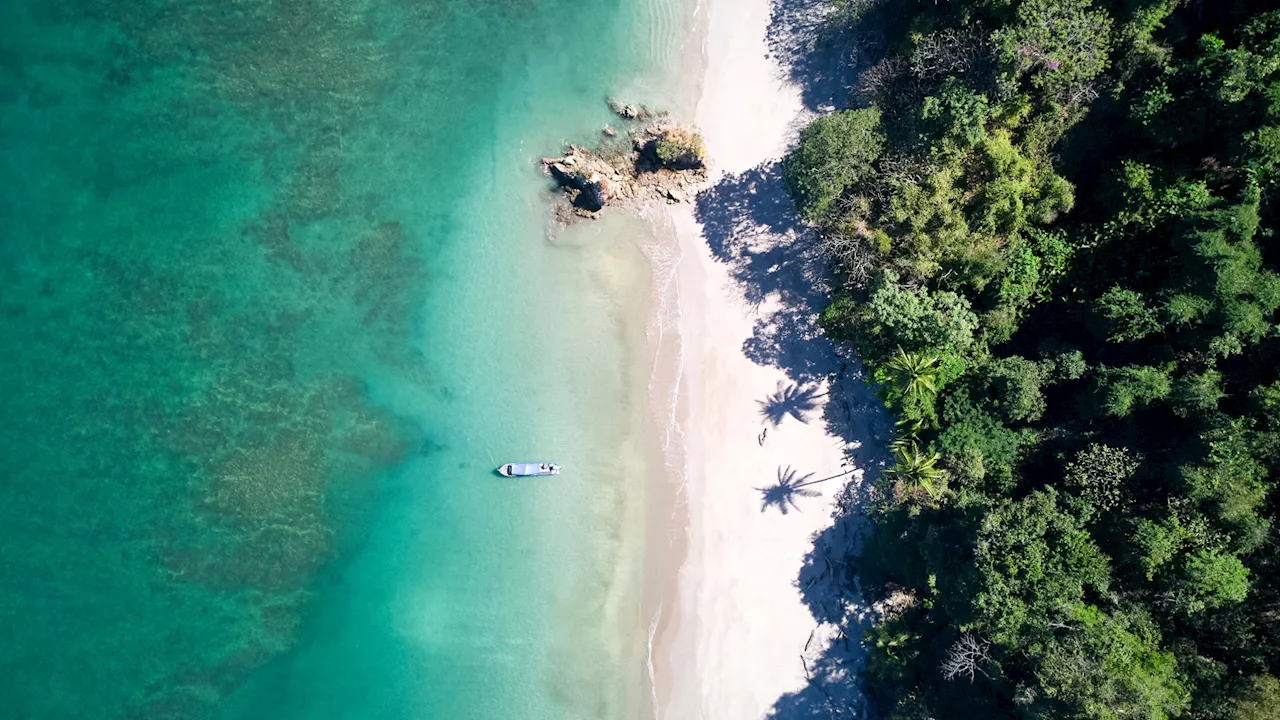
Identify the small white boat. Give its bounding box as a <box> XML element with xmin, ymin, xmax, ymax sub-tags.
<box><xmin>498</xmin><ymin>462</ymin><xmax>561</xmax><ymax>477</ymax></box>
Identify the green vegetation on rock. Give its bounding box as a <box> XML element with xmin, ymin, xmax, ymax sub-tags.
<box><xmin>655</xmin><ymin>126</ymin><xmax>707</xmax><ymax>169</ymax></box>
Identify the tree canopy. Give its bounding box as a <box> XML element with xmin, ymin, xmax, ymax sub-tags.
<box><xmin>785</xmin><ymin>1</ymin><xmax>1280</xmax><ymax>718</ymax></box>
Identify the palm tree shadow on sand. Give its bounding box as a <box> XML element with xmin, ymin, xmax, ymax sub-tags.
<box><xmin>757</xmin><ymin>466</ymin><xmax>819</xmax><ymax>514</ymax></box>
<box><xmin>759</xmin><ymin>381</ymin><xmax>825</xmax><ymax>426</ymax></box>
<box><xmin>757</xmin><ymin>464</ymin><xmax>859</xmax><ymax>515</ymax></box>
<box><xmin>689</xmin><ymin>1</ymin><xmax>896</xmax><ymax>713</ymax></box>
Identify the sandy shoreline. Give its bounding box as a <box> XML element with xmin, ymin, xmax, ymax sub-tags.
<box><xmin>648</xmin><ymin>0</ymin><xmax>863</xmax><ymax>716</ymax></box>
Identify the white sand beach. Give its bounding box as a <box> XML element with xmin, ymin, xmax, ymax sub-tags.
<box><xmin>651</xmin><ymin>0</ymin><xmax>871</xmax><ymax>716</ymax></box>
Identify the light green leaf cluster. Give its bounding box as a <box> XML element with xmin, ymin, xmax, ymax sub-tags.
<box><xmin>782</xmin><ymin>108</ymin><xmax>884</xmax><ymax>223</ymax></box>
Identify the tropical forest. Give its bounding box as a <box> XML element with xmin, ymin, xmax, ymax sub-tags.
<box><xmin>783</xmin><ymin>0</ymin><xmax>1280</xmax><ymax>717</ymax></box>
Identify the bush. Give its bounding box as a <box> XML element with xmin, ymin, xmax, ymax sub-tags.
<box><xmin>921</xmin><ymin>78</ymin><xmax>992</xmax><ymax>150</ymax></box>
<box><xmin>1131</xmin><ymin>514</ymin><xmax>1198</xmax><ymax>580</ymax></box>
<box><xmin>1094</xmin><ymin>286</ymin><xmax>1163</xmax><ymax>342</ymax></box>
<box><xmin>988</xmin><ymin>356</ymin><xmax>1049</xmax><ymax>423</ymax></box>
<box><xmin>1064</xmin><ymin>443</ymin><xmax>1142</xmax><ymax>514</ymax></box>
<box><xmin>859</xmin><ymin>270</ymin><xmax>979</xmax><ymax>358</ymax></box>
<box><xmin>784</xmin><ymin>108</ymin><xmax>885</xmax><ymax>223</ymax></box>
<box><xmin>818</xmin><ymin>295</ymin><xmax>862</xmax><ymax>346</ymax></box>
<box><xmin>1046</xmin><ymin>347</ymin><xmax>1087</xmax><ymax>381</ymax></box>
<box><xmin>1097</xmin><ymin>364</ymin><xmax>1173</xmax><ymax>416</ymax></box>
<box><xmin>938</xmin><ymin>391</ymin><xmax>1027</xmax><ymax>490</ymax></box>
<box><xmin>1171</xmin><ymin>370</ymin><xmax>1226</xmax><ymax>418</ymax></box>
<box><xmin>1032</xmin><ymin>604</ymin><xmax>1188</xmax><ymax>720</ymax></box>
<box><xmin>1174</xmin><ymin>549</ymin><xmax>1250</xmax><ymax>613</ymax></box>
<box><xmin>958</xmin><ymin>488</ymin><xmax>1111</xmax><ymax>643</ymax></box>
<box><xmin>994</xmin><ymin>0</ymin><xmax>1115</xmax><ymax>97</ymax></box>
<box><xmin>1179</xmin><ymin>423</ymin><xmax>1271</xmax><ymax>551</ymax></box>
<box><xmin>655</xmin><ymin>126</ymin><xmax>706</xmax><ymax>168</ymax></box>
<box><xmin>1231</xmin><ymin>675</ymin><xmax>1280</xmax><ymax>720</ymax></box>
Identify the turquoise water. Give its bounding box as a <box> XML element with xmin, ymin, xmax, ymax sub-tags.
<box><xmin>0</xmin><ymin>0</ymin><xmax>693</xmax><ymax>717</ymax></box>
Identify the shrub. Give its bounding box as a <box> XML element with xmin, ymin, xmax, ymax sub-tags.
<box><xmin>1064</xmin><ymin>443</ymin><xmax>1142</xmax><ymax>514</ymax></box>
<box><xmin>818</xmin><ymin>295</ymin><xmax>859</xmax><ymax>344</ymax></box>
<box><xmin>1231</xmin><ymin>675</ymin><xmax>1280</xmax><ymax>720</ymax></box>
<box><xmin>938</xmin><ymin>393</ymin><xmax>1027</xmax><ymax>490</ymax></box>
<box><xmin>1173</xmin><ymin>549</ymin><xmax>1250</xmax><ymax>613</ymax></box>
<box><xmin>1131</xmin><ymin>514</ymin><xmax>1196</xmax><ymax>580</ymax></box>
<box><xmin>860</xmin><ymin>270</ymin><xmax>979</xmax><ymax>358</ymax></box>
<box><xmin>655</xmin><ymin>126</ymin><xmax>706</xmax><ymax>169</ymax></box>
<box><xmin>988</xmin><ymin>355</ymin><xmax>1049</xmax><ymax>423</ymax></box>
<box><xmin>994</xmin><ymin>0</ymin><xmax>1115</xmax><ymax>97</ymax></box>
<box><xmin>1094</xmin><ymin>286</ymin><xmax>1163</xmax><ymax>342</ymax></box>
<box><xmin>1032</xmin><ymin>604</ymin><xmax>1188</xmax><ymax>720</ymax></box>
<box><xmin>921</xmin><ymin>78</ymin><xmax>992</xmax><ymax>150</ymax></box>
<box><xmin>1171</xmin><ymin>370</ymin><xmax>1226</xmax><ymax>418</ymax></box>
<box><xmin>784</xmin><ymin>108</ymin><xmax>885</xmax><ymax>223</ymax></box>
<box><xmin>1046</xmin><ymin>348</ymin><xmax>1087</xmax><ymax>381</ymax></box>
<box><xmin>1097</xmin><ymin>364</ymin><xmax>1173</xmax><ymax>416</ymax></box>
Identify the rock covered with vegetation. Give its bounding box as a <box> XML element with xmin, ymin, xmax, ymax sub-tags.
<box><xmin>653</xmin><ymin>126</ymin><xmax>708</xmax><ymax>170</ymax></box>
<box><xmin>777</xmin><ymin>2</ymin><xmax>1280</xmax><ymax>719</ymax></box>
<box><xmin>540</xmin><ymin>101</ymin><xmax>707</xmax><ymax>219</ymax></box>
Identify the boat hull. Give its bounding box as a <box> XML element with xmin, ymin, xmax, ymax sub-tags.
<box><xmin>497</xmin><ymin>462</ymin><xmax>561</xmax><ymax>477</ymax></box>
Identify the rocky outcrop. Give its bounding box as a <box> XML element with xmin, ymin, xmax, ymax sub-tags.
<box><xmin>542</xmin><ymin>146</ymin><xmax>620</xmax><ymax>218</ymax></box>
<box><xmin>646</xmin><ymin>126</ymin><xmax>707</xmax><ymax>171</ymax></box>
<box><xmin>607</xmin><ymin>97</ymin><xmax>658</xmax><ymax>121</ymax></box>
<box><xmin>540</xmin><ymin>103</ymin><xmax>708</xmax><ymax>220</ymax></box>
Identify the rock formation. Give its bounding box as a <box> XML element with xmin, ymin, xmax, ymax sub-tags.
<box><xmin>541</xmin><ymin>101</ymin><xmax>708</xmax><ymax>220</ymax></box>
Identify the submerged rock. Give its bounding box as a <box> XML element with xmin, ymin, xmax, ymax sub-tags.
<box><xmin>608</xmin><ymin>97</ymin><xmax>639</xmax><ymax>119</ymax></box>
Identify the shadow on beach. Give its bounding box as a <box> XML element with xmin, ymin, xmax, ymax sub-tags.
<box><xmin>694</xmin><ymin>161</ymin><xmax>835</xmax><ymax>384</ymax></box>
<box><xmin>688</xmin><ymin>0</ymin><xmax>898</xmax><ymax>715</ymax></box>
<box><xmin>760</xmin><ymin>381</ymin><xmax>824</xmax><ymax>426</ymax></box>
<box><xmin>763</xmin><ymin>364</ymin><xmax>888</xmax><ymax>720</ymax></box>
<box><xmin>691</xmin><ymin>121</ymin><xmax>890</xmax><ymax>720</ymax></box>
<box><xmin>765</xmin><ymin>0</ymin><xmax>884</xmax><ymax>113</ymax></box>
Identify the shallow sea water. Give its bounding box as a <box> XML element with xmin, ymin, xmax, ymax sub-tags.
<box><xmin>0</xmin><ymin>0</ymin><xmax>693</xmax><ymax>717</ymax></box>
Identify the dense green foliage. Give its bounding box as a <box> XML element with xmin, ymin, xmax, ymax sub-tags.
<box><xmin>788</xmin><ymin>1</ymin><xmax>1280</xmax><ymax>717</ymax></box>
<box><xmin>656</xmin><ymin>126</ymin><xmax>708</xmax><ymax>168</ymax></box>
<box><xmin>784</xmin><ymin>108</ymin><xmax>886</xmax><ymax>222</ymax></box>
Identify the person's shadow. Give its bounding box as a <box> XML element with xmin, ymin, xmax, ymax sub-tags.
<box><xmin>690</xmin><ymin>117</ymin><xmax>888</xmax><ymax>720</ymax></box>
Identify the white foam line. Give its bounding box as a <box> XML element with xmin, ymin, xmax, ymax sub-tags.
<box><xmin>646</xmin><ymin>600</ymin><xmax>664</xmax><ymax>714</ymax></box>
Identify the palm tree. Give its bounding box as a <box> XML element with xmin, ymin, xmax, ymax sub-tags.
<box><xmin>889</xmin><ymin>416</ymin><xmax>925</xmax><ymax>452</ymax></box>
<box><xmin>884</xmin><ymin>442</ymin><xmax>948</xmax><ymax>501</ymax></box>
<box><xmin>885</xmin><ymin>346</ymin><xmax>940</xmax><ymax>402</ymax></box>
